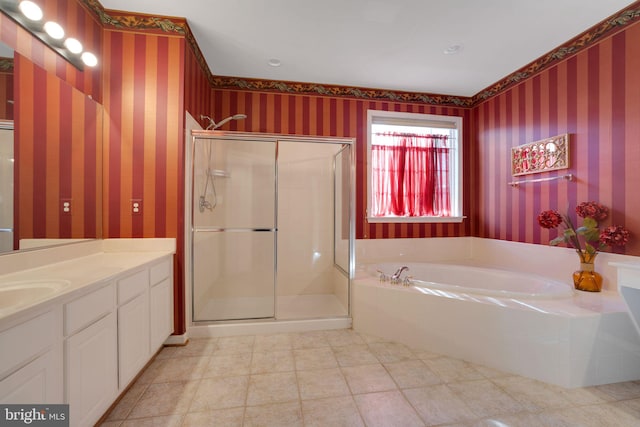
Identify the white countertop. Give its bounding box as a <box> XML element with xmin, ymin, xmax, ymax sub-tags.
<box><xmin>0</xmin><ymin>239</ymin><xmax>175</xmax><ymax>326</ymax></box>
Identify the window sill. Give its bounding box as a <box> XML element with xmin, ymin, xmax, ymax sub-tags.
<box><xmin>366</xmin><ymin>216</ymin><xmax>465</xmax><ymax>224</ymax></box>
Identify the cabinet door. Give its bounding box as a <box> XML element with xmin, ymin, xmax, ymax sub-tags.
<box><xmin>118</xmin><ymin>291</ymin><xmax>150</xmax><ymax>389</ymax></box>
<box><xmin>66</xmin><ymin>312</ymin><xmax>117</xmax><ymax>427</ymax></box>
<box><xmin>0</xmin><ymin>347</ymin><xmax>63</xmax><ymax>404</ymax></box>
<box><xmin>150</xmin><ymin>277</ymin><xmax>173</xmax><ymax>352</ymax></box>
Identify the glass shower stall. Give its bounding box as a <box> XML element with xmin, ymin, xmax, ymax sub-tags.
<box><xmin>190</xmin><ymin>131</ymin><xmax>354</xmax><ymax>323</ymax></box>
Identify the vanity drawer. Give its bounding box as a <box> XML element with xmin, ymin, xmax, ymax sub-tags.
<box><xmin>64</xmin><ymin>282</ymin><xmax>115</xmax><ymax>336</ymax></box>
<box><xmin>117</xmin><ymin>269</ymin><xmax>149</xmax><ymax>305</ymax></box>
<box><xmin>150</xmin><ymin>258</ymin><xmax>171</xmax><ymax>286</ymax></box>
<box><xmin>0</xmin><ymin>310</ymin><xmax>58</xmax><ymax>378</ymax></box>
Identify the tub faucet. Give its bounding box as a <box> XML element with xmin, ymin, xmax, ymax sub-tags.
<box><xmin>376</xmin><ymin>270</ymin><xmax>389</xmax><ymax>282</ymax></box>
<box><xmin>391</xmin><ymin>266</ymin><xmax>409</xmax><ymax>284</ymax></box>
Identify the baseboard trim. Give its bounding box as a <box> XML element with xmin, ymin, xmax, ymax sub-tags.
<box><xmin>164</xmin><ymin>332</ymin><xmax>189</xmax><ymax>346</ymax></box>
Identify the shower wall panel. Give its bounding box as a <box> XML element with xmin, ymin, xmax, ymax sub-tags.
<box><xmin>193</xmin><ymin>231</ymin><xmax>275</xmax><ymax>321</ymax></box>
<box><xmin>193</xmin><ymin>138</ymin><xmax>275</xmax><ymax>229</ymax></box>
<box><xmin>277</xmin><ymin>141</ymin><xmax>341</xmax><ymax>297</ymax></box>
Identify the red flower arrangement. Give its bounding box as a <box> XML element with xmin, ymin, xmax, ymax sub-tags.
<box><xmin>537</xmin><ymin>201</ymin><xmax>630</xmax><ymax>257</ymax></box>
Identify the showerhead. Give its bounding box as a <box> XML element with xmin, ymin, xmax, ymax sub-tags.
<box><xmin>201</xmin><ymin>113</ymin><xmax>247</xmax><ymax>130</ymax></box>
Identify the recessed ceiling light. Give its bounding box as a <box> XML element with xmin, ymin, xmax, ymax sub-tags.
<box><xmin>443</xmin><ymin>44</ymin><xmax>463</xmax><ymax>55</ymax></box>
<box><xmin>18</xmin><ymin>1</ymin><xmax>43</xmax><ymax>21</ymax></box>
<box><xmin>268</xmin><ymin>58</ymin><xmax>281</xmax><ymax>67</ymax></box>
<box><xmin>44</xmin><ymin>21</ymin><xmax>64</xmax><ymax>39</ymax></box>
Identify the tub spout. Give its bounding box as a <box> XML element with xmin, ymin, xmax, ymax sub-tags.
<box><xmin>391</xmin><ymin>266</ymin><xmax>409</xmax><ymax>284</ymax></box>
<box><xmin>392</xmin><ymin>266</ymin><xmax>409</xmax><ymax>279</ymax></box>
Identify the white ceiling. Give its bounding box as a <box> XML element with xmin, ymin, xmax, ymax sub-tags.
<box><xmin>99</xmin><ymin>0</ymin><xmax>636</xmax><ymax>97</ymax></box>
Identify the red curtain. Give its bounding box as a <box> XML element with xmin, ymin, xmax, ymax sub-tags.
<box><xmin>371</xmin><ymin>132</ymin><xmax>450</xmax><ymax>217</ymax></box>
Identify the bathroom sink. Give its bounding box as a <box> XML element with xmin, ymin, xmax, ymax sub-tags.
<box><xmin>0</xmin><ymin>280</ymin><xmax>71</xmax><ymax>310</ymax></box>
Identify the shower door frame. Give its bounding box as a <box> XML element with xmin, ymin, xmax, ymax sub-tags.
<box><xmin>188</xmin><ymin>130</ymin><xmax>356</xmax><ymax>324</ymax></box>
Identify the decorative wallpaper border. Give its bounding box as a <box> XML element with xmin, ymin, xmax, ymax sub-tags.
<box><xmin>0</xmin><ymin>58</ymin><xmax>14</xmax><ymax>72</ymax></box>
<box><xmin>82</xmin><ymin>0</ymin><xmax>640</xmax><ymax>107</ymax></box>
<box><xmin>81</xmin><ymin>0</ymin><xmax>214</xmax><ymax>82</ymax></box>
<box><xmin>472</xmin><ymin>4</ymin><xmax>640</xmax><ymax>104</ymax></box>
<box><xmin>81</xmin><ymin>0</ymin><xmax>186</xmax><ymax>35</ymax></box>
<box><xmin>209</xmin><ymin>76</ymin><xmax>474</xmax><ymax>107</ymax></box>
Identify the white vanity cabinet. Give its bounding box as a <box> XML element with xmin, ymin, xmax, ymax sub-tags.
<box><xmin>64</xmin><ymin>282</ymin><xmax>117</xmax><ymax>427</ymax></box>
<box><xmin>117</xmin><ymin>269</ymin><xmax>150</xmax><ymax>389</ymax></box>
<box><xmin>0</xmin><ymin>244</ymin><xmax>175</xmax><ymax>427</ymax></box>
<box><xmin>0</xmin><ymin>309</ymin><xmax>63</xmax><ymax>404</ymax></box>
<box><xmin>149</xmin><ymin>258</ymin><xmax>174</xmax><ymax>352</ymax></box>
<box><xmin>117</xmin><ymin>256</ymin><xmax>174</xmax><ymax>390</ymax></box>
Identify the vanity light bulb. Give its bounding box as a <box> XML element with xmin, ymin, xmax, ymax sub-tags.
<box><xmin>81</xmin><ymin>52</ymin><xmax>98</xmax><ymax>67</ymax></box>
<box><xmin>44</xmin><ymin>21</ymin><xmax>64</xmax><ymax>40</ymax></box>
<box><xmin>64</xmin><ymin>38</ymin><xmax>83</xmax><ymax>54</ymax></box>
<box><xmin>18</xmin><ymin>1</ymin><xmax>43</xmax><ymax>21</ymax></box>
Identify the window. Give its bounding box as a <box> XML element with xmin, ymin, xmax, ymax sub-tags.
<box><xmin>366</xmin><ymin>110</ymin><xmax>463</xmax><ymax>223</ymax></box>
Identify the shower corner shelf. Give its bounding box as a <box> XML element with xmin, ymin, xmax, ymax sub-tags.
<box><xmin>508</xmin><ymin>173</ymin><xmax>573</xmax><ymax>187</ymax></box>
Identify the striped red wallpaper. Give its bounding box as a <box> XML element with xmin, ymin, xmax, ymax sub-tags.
<box><xmin>102</xmin><ymin>29</ymin><xmax>186</xmax><ymax>333</ymax></box>
<box><xmin>184</xmin><ymin>42</ymin><xmax>212</xmax><ymax>125</ymax></box>
<box><xmin>210</xmin><ymin>89</ymin><xmax>474</xmax><ymax>240</ymax></box>
<box><xmin>102</xmin><ymin>30</ymin><xmax>184</xmax><ymax>239</ymax></box>
<box><xmin>474</xmin><ymin>20</ymin><xmax>640</xmax><ymax>256</ymax></box>
<box><xmin>14</xmin><ymin>53</ymin><xmax>101</xmax><ymax>243</ymax></box>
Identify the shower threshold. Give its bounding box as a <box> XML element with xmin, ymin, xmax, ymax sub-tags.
<box><xmin>190</xmin><ymin>294</ymin><xmax>350</xmax><ymax>337</ymax></box>
<box><xmin>189</xmin><ymin>316</ymin><xmax>351</xmax><ymax>338</ymax></box>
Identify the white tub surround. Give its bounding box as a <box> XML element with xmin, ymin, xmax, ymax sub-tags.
<box><xmin>369</xmin><ymin>262</ymin><xmax>574</xmax><ymax>299</ymax></box>
<box><xmin>613</xmin><ymin>262</ymin><xmax>640</xmax><ymax>338</ymax></box>
<box><xmin>0</xmin><ymin>238</ymin><xmax>176</xmax><ymax>427</ymax></box>
<box><xmin>357</xmin><ymin>237</ymin><xmax>638</xmax><ymax>292</ymax></box>
<box><xmin>353</xmin><ymin>237</ymin><xmax>640</xmax><ymax>389</ymax></box>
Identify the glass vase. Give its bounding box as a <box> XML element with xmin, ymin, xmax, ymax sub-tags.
<box><xmin>572</xmin><ymin>251</ymin><xmax>603</xmax><ymax>292</ymax></box>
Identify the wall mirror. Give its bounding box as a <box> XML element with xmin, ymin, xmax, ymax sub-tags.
<box><xmin>0</xmin><ymin>39</ymin><xmax>16</xmax><ymax>252</ymax></box>
<box><xmin>0</xmin><ymin>7</ymin><xmax>103</xmax><ymax>255</ymax></box>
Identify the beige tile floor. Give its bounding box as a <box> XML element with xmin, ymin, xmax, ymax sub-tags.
<box><xmin>100</xmin><ymin>329</ymin><xmax>640</xmax><ymax>426</ymax></box>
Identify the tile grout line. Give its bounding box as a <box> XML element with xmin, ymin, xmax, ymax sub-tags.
<box><xmin>241</xmin><ymin>335</ymin><xmax>256</xmax><ymax>425</ymax></box>
<box><xmin>102</xmin><ymin>331</ymin><xmax>640</xmax><ymax>426</ymax></box>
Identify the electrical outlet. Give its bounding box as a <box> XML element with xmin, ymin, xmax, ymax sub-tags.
<box><xmin>61</xmin><ymin>199</ymin><xmax>71</xmax><ymax>215</ymax></box>
<box><xmin>131</xmin><ymin>199</ymin><xmax>142</xmax><ymax>215</ymax></box>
